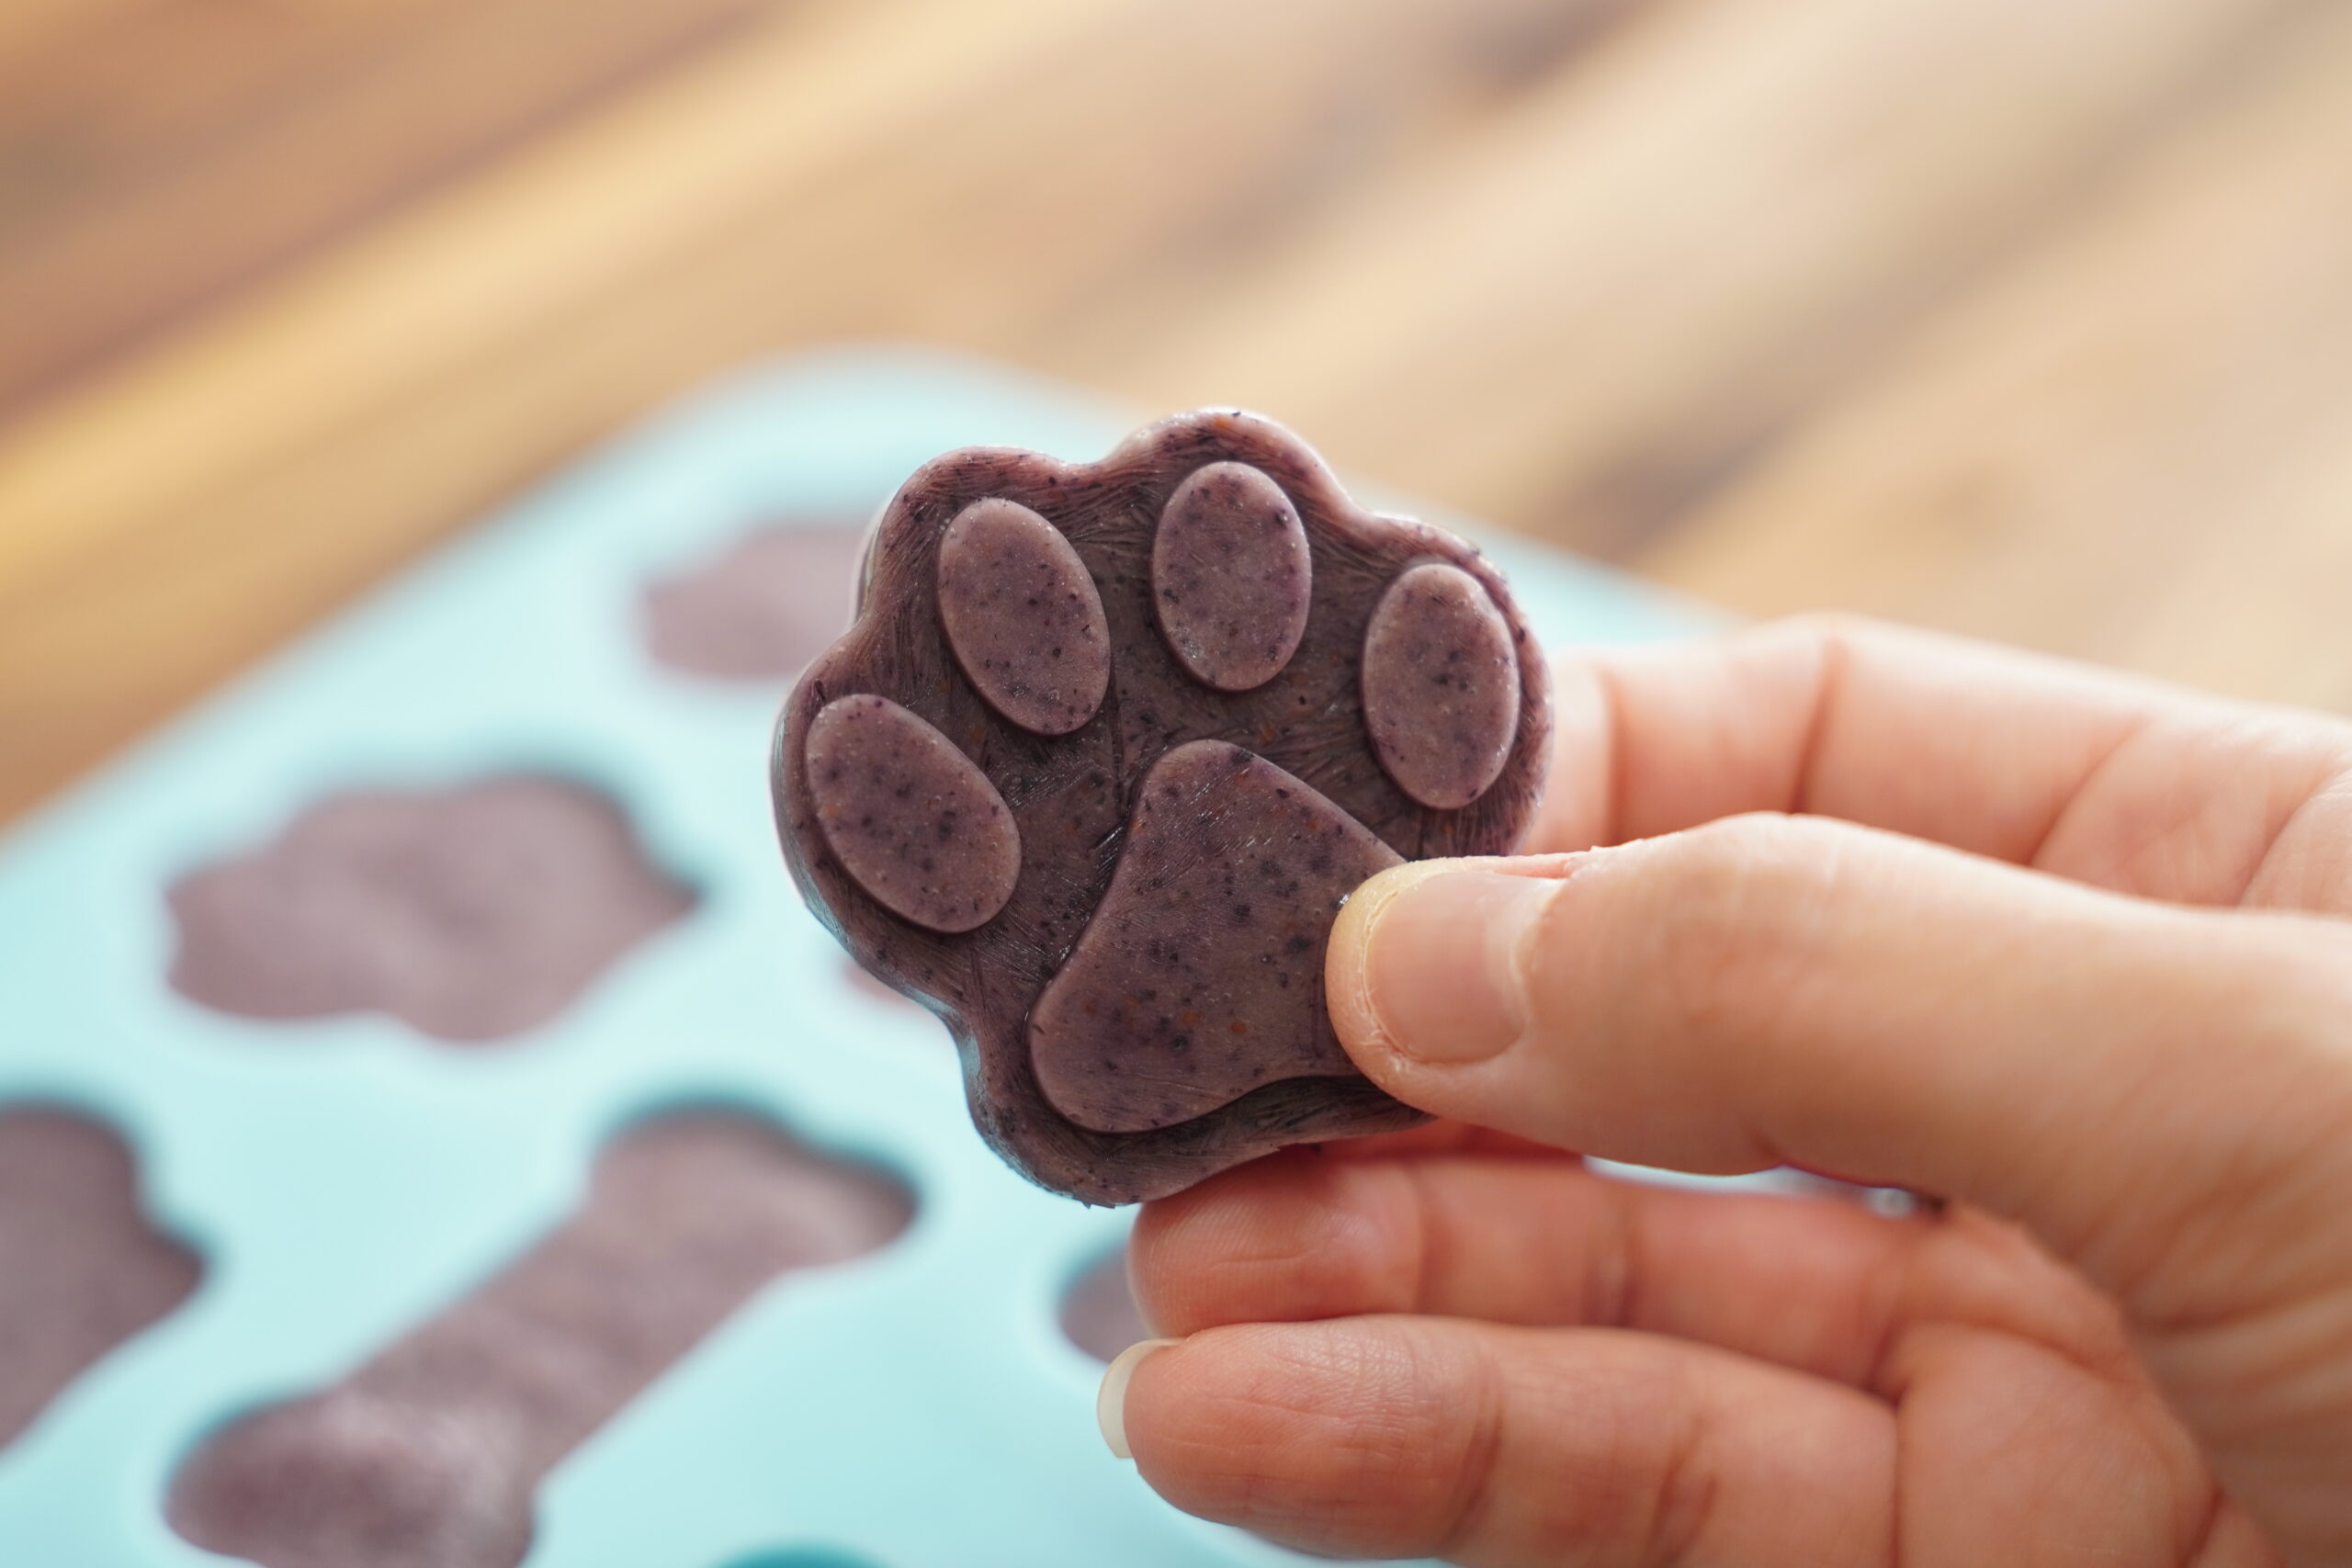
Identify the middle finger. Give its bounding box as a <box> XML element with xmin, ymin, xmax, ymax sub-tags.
<box><xmin>1132</xmin><ymin>1150</ymin><xmax>2114</xmax><ymax>1392</ymax></box>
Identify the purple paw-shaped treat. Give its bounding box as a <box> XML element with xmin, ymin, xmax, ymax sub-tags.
<box><xmin>775</xmin><ymin>412</ymin><xmax>1550</xmax><ymax>1204</ymax></box>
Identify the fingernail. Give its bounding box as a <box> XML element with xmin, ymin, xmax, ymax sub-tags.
<box><xmin>1356</xmin><ymin>863</ymin><xmax>1558</xmax><ymax>1064</ymax></box>
<box><xmin>1097</xmin><ymin>1337</ymin><xmax>1181</xmax><ymax>1461</ymax></box>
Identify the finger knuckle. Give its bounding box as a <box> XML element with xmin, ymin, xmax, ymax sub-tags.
<box><xmin>1299</xmin><ymin>1163</ymin><xmax>1430</xmax><ymax>1318</ymax></box>
<box><xmin>1642</xmin><ymin>814</ymin><xmax>1844</xmax><ymax>1043</ymax></box>
<box><xmin>1775</xmin><ymin>606</ymin><xmax>1880</xmax><ymax>649</ymax></box>
<box><xmin>1281</xmin><ymin>1327</ymin><xmax>1491</xmax><ymax>1553</ymax></box>
<box><xmin>1498</xmin><ymin>1354</ymin><xmax>1715</xmax><ymax>1564</ymax></box>
<box><xmin>1132</xmin><ymin>1161</ymin><xmax>1421</xmax><ymax>1331</ymax></box>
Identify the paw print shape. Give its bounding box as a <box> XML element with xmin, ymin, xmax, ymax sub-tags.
<box><xmin>167</xmin><ymin>777</ymin><xmax>693</xmax><ymax>1043</ymax></box>
<box><xmin>775</xmin><ymin>412</ymin><xmax>1551</xmax><ymax>1204</ymax></box>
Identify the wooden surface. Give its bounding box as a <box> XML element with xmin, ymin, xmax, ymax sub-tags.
<box><xmin>2</xmin><ymin>0</ymin><xmax>2348</xmax><ymax>825</ymax></box>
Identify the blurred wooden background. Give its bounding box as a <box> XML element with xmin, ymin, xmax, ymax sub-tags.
<box><xmin>3</xmin><ymin>0</ymin><xmax>2349</xmax><ymax>825</ymax></box>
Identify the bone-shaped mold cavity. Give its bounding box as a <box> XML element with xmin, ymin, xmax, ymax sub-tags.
<box><xmin>0</xmin><ymin>1108</ymin><xmax>202</xmax><ymax>1450</ymax></box>
<box><xmin>166</xmin><ymin>1111</ymin><xmax>912</xmax><ymax>1568</ymax></box>
<box><xmin>1058</xmin><ymin>1246</ymin><xmax>1147</xmax><ymax>1364</ymax></box>
<box><xmin>776</xmin><ymin>412</ymin><xmax>1550</xmax><ymax>1203</ymax></box>
<box><xmin>167</xmin><ymin>775</ymin><xmax>695</xmax><ymax>1043</ymax></box>
<box><xmin>640</xmin><ymin>520</ymin><xmax>872</xmax><ymax>681</ymax></box>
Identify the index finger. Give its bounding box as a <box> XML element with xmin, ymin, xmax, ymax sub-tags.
<box><xmin>1533</xmin><ymin>614</ymin><xmax>2352</xmax><ymax>913</ymax></box>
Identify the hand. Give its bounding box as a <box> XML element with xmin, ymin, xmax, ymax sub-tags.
<box><xmin>1104</xmin><ymin>615</ymin><xmax>2352</xmax><ymax>1567</ymax></box>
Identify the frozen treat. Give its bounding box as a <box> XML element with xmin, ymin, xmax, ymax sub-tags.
<box><xmin>775</xmin><ymin>412</ymin><xmax>1549</xmax><ymax>1204</ymax></box>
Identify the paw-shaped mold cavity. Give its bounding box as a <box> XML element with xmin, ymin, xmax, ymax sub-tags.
<box><xmin>0</xmin><ymin>1108</ymin><xmax>201</xmax><ymax>1450</ymax></box>
<box><xmin>167</xmin><ymin>1112</ymin><xmax>911</xmax><ymax>1568</ymax></box>
<box><xmin>776</xmin><ymin>411</ymin><xmax>1550</xmax><ymax>1204</ymax></box>
<box><xmin>1059</xmin><ymin>1245</ymin><xmax>1147</xmax><ymax>1363</ymax></box>
<box><xmin>640</xmin><ymin>518</ymin><xmax>871</xmax><ymax>681</ymax></box>
<box><xmin>167</xmin><ymin>775</ymin><xmax>695</xmax><ymax>1043</ymax></box>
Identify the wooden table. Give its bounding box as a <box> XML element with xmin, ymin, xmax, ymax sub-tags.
<box><xmin>4</xmin><ymin>0</ymin><xmax>2348</xmax><ymax>826</ymax></box>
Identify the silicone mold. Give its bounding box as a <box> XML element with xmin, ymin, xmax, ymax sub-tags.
<box><xmin>0</xmin><ymin>348</ymin><xmax>1710</xmax><ymax>1568</ymax></box>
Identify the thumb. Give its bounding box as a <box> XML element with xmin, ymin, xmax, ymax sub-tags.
<box><xmin>1324</xmin><ymin>813</ymin><xmax>2352</xmax><ymax>1330</ymax></box>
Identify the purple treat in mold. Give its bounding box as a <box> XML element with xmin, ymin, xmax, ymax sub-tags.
<box><xmin>167</xmin><ymin>777</ymin><xmax>694</xmax><ymax>1043</ymax></box>
<box><xmin>167</xmin><ymin>1112</ymin><xmax>910</xmax><ymax>1568</ymax></box>
<box><xmin>775</xmin><ymin>410</ymin><xmax>1551</xmax><ymax>1205</ymax></box>
<box><xmin>0</xmin><ymin>1110</ymin><xmax>201</xmax><ymax>1450</ymax></box>
<box><xmin>1059</xmin><ymin>1246</ymin><xmax>1148</xmax><ymax>1363</ymax></box>
<box><xmin>640</xmin><ymin>521</ymin><xmax>872</xmax><ymax>681</ymax></box>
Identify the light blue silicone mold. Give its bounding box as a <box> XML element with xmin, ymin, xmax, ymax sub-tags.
<box><xmin>0</xmin><ymin>347</ymin><xmax>1713</xmax><ymax>1567</ymax></box>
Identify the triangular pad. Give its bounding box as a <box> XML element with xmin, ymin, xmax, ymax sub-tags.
<box><xmin>1029</xmin><ymin>741</ymin><xmax>1403</xmax><ymax>1134</ymax></box>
